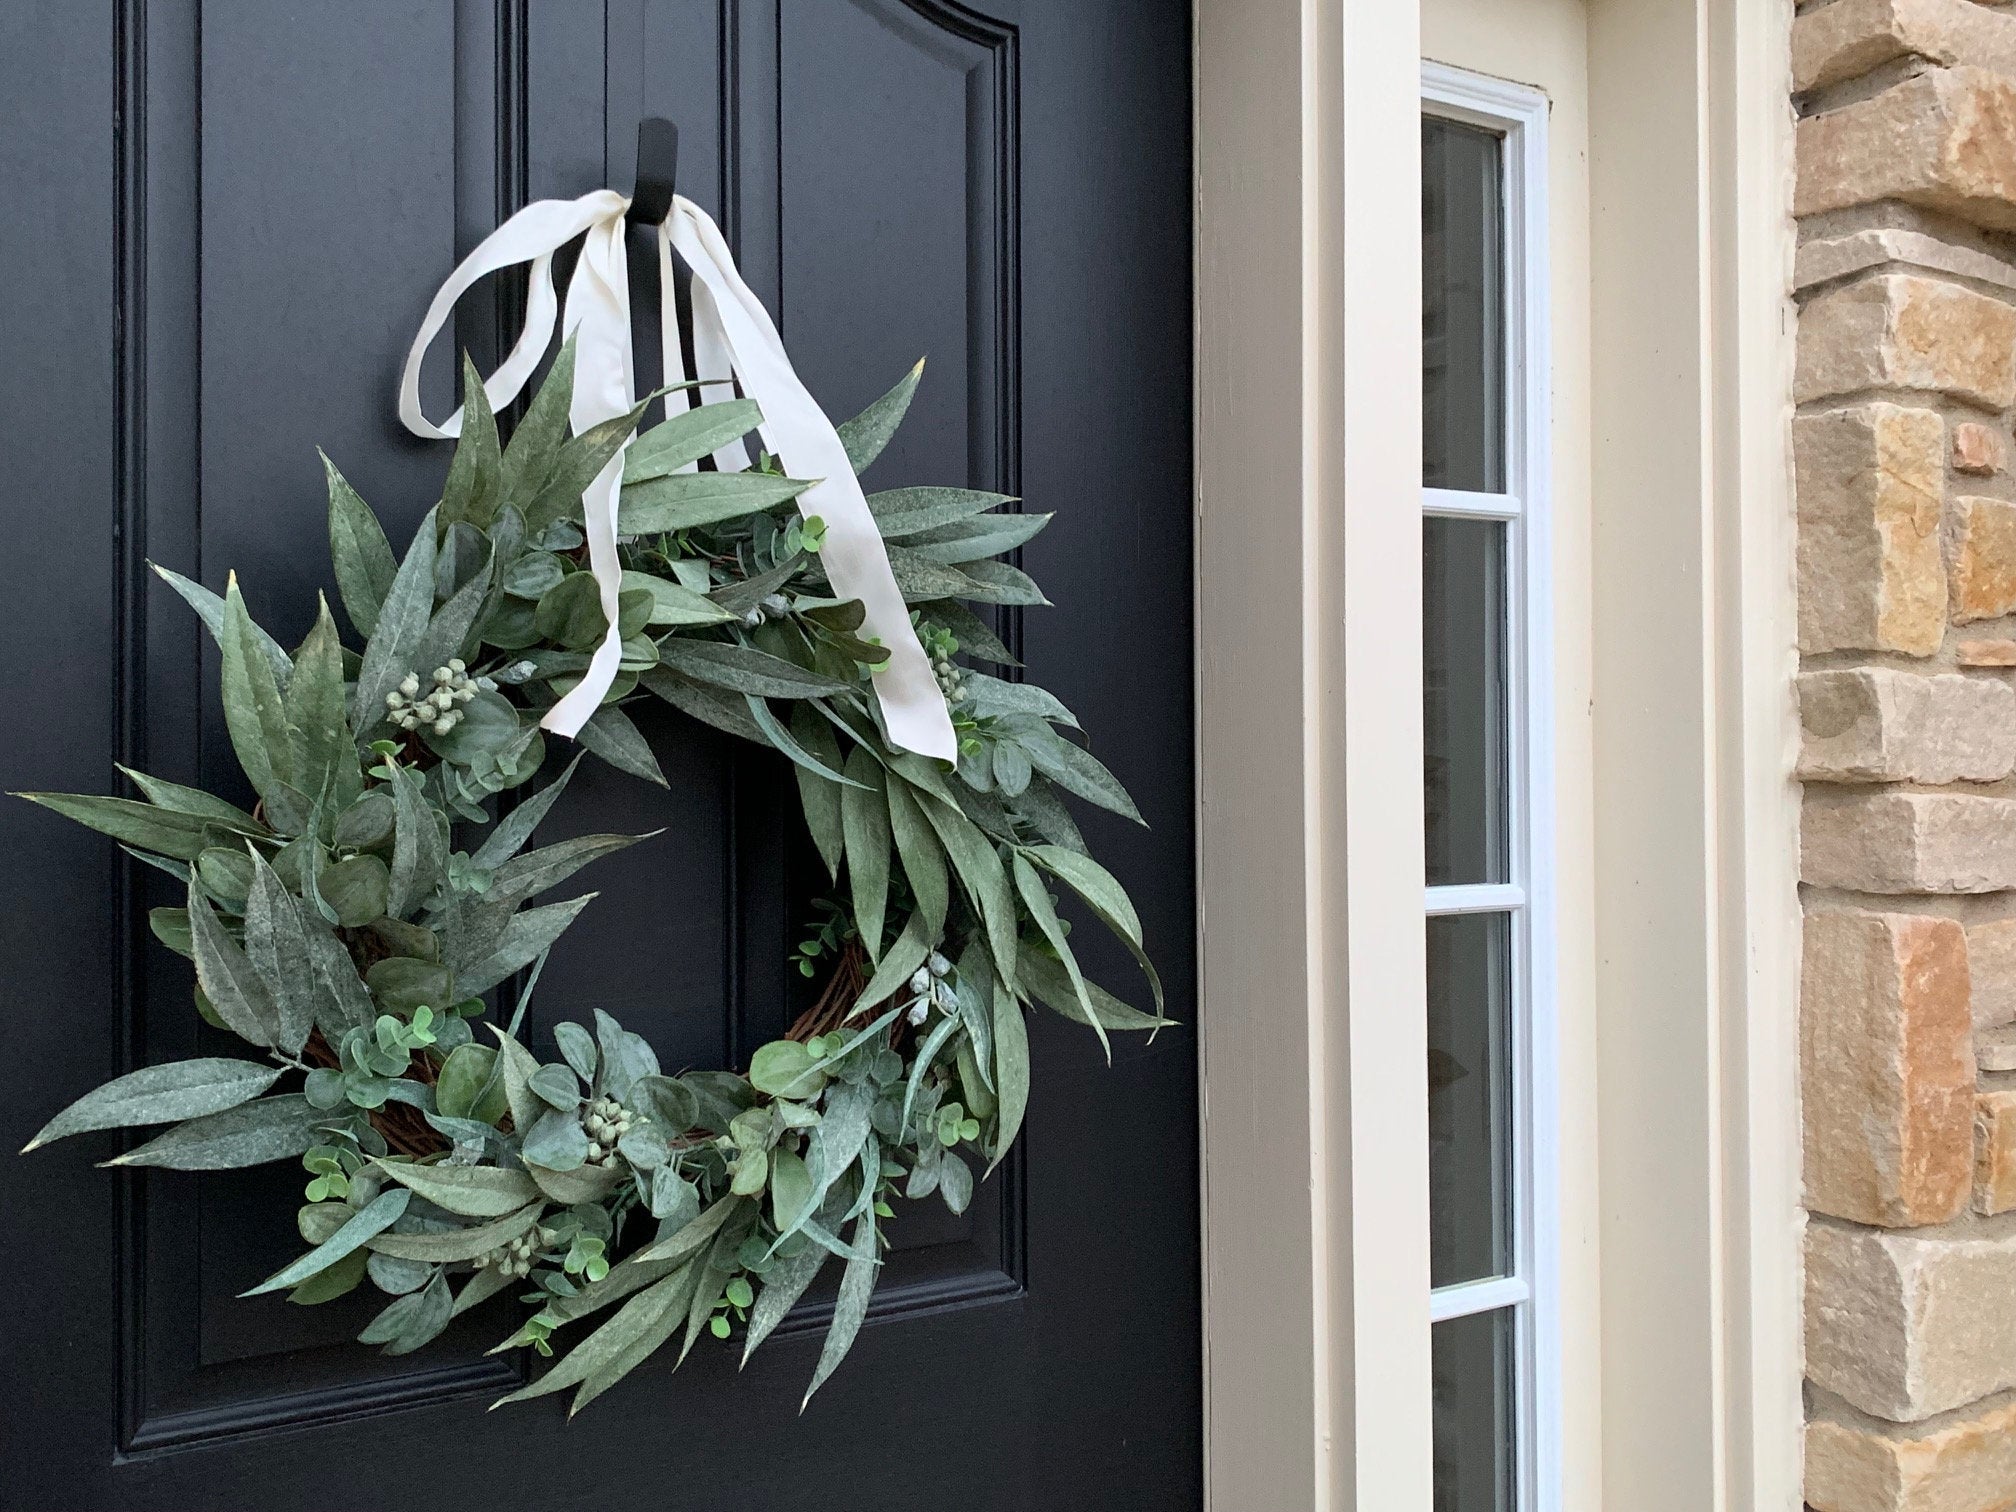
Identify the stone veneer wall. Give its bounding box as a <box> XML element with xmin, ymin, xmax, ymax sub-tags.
<box><xmin>1795</xmin><ymin>2</ymin><xmax>2016</xmax><ymax>1508</ymax></box>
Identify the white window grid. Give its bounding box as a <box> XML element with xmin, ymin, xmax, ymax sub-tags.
<box><xmin>1422</xmin><ymin>61</ymin><xmax>1559</xmax><ymax>1512</ymax></box>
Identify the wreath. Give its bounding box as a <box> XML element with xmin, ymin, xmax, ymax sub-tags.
<box><xmin>17</xmin><ymin>338</ymin><xmax>1164</xmax><ymax>1412</ymax></box>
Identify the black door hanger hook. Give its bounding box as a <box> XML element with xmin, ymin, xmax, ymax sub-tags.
<box><xmin>630</xmin><ymin>117</ymin><xmax>679</xmax><ymax>225</ymax></box>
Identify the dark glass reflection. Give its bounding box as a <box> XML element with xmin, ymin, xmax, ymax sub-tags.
<box><xmin>1424</xmin><ymin>517</ymin><xmax>1508</xmax><ymax>887</ymax></box>
<box><xmin>1427</xmin><ymin>911</ymin><xmax>1512</xmax><ymax>1289</ymax></box>
<box><xmin>1433</xmin><ymin>1308</ymin><xmax>1517</xmax><ymax>1512</ymax></box>
<box><xmin>1423</xmin><ymin>116</ymin><xmax>1506</xmax><ymax>494</ymax></box>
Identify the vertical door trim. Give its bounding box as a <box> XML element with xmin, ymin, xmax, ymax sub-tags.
<box><xmin>1196</xmin><ymin>0</ymin><xmax>1432</xmax><ymax>1506</ymax></box>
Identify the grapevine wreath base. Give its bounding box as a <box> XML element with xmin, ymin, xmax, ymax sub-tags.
<box><xmin>18</xmin><ymin>347</ymin><xmax>1163</xmax><ymax>1413</ymax></box>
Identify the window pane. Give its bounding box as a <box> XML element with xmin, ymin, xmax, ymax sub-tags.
<box><xmin>1424</xmin><ymin>516</ymin><xmax>1508</xmax><ymax>887</ymax></box>
<box><xmin>1428</xmin><ymin>910</ymin><xmax>1512</xmax><ymax>1288</ymax></box>
<box><xmin>1433</xmin><ymin>1307</ymin><xmax>1517</xmax><ymax>1512</ymax></box>
<box><xmin>1423</xmin><ymin>117</ymin><xmax>1505</xmax><ymax>493</ymax></box>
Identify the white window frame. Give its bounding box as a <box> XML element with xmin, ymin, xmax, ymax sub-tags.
<box><xmin>1420</xmin><ymin>61</ymin><xmax>1560</xmax><ymax>1512</ymax></box>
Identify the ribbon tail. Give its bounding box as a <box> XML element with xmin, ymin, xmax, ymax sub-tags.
<box><xmin>665</xmin><ymin>198</ymin><xmax>957</xmax><ymax>763</ymax></box>
<box><xmin>541</xmin><ymin>211</ymin><xmax>636</xmax><ymax>739</ymax></box>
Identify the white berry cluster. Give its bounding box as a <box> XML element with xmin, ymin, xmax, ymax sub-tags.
<box><xmin>905</xmin><ymin>951</ymin><xmax>956</xmax><ymax>1026</ymax></box>
<box><xmin>385</xmin><ymin>660</ymin><xmax>488</xmax><ymax>735</ymax></box>
<box><xmin>584</xmin><ymin>1096</ymin><xmax>636</xmax><ymax>1166</ymax></box>
<box><xmin>473</xmin><ymin>1227</ymin><xmax>542</xmax><ymax>1279</ymax></box>
<box><xmin>931</xmin><ymin>646</ymin><xmax>964</xmax><ymax>701</ymax></box>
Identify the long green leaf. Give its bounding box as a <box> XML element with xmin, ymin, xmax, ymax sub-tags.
<box><xmin>286</xmin><ymin>595</ymin><xmax>356</xmax><ymax>804</ymax></box>
<box><xmin>836</xmin><ymin>357</ymin><xmax>923</xmax><ymax>474</ymax></box>
<box><xmin>1012</xmin><ymin>853</ymin><xmax>1109</xmax><ymax>1063</ymax></box>
<box><xmin>765</xmin><ymin>1084</ymin><xmax>874</xmax><ymax>1260</ymax></box>
<box><xmin>885</xmin><ymin>775</ymin><xmax>949</xmax><ymax>936</ymax></box>
<box><xmin>802</xmin><ymin>1208</ymin><xmax>880</xmax><ymax>1408</ymax></box>
<box><xmin>16</xmin><ymin>792</ymin><xmax>220</xmax><ymax>862</ymax></box>
<box><xmin>387</xmin><ymin>763</ymin><xmax>447</xmax><ymax>917</ymax></box>
<box><xmin>744</xmin><ymin>695</ymin><xmax>863</xmax><ymax>791</ymax></box>
<box><xmin>867</xmin><ymin>487</ymin><xmax>1018</xmax><ymax>536</ymax></box>
<box><xmin>456</xmin><ymin>894</ymin><xmax>595</xmax><ymax>996</ymax></box>
<box><xmin>220</xmin><ymin>574</ymin><xmax>293</xmax><ymax>800</ymax></box>
<box><xmin>1016</xmin><ymin>949</ymin><xmax>1173</xmax><ymax>1032</ymax></box>
<box><xmin>106</xmin><ymin>1093</ymin><xmax>320</xmax><ymax>1169</ymax></box>
<box><xmin>243</xmin><ymin>1187</ymin><xmax>411</xmax><ymax>1296</ymax></box>
<box><xmin>623</xmin><ymin>398</ymin><xmax>763</xmax><ymax>483</ymax></box>
<box><xmin>23</xmin><ymin>1059</ymin><xmax>282</xmax><ymax>1152</ymax></box>
<box><xmin>840</xmin><ymin>747</ymin><xmax>890</xmax><ymax>961</ymax></box>
<box><xmin>1019</xmin><ymin>727</ymin><xmax>1143</xmax><ymax>824</ymax></box>
<box><xmin>117</xmin><ymin>766</ymin><xmax>267</xmax><ymax>833</ymax></box>
<box><xmin>493</xmin><ymin>832</ymin><xmax>644</xmax><ymax>904</ymax></box>
<box><xmin>570</xmin><ymin>1259</ymin><xmax>707</xmax><ymax>1414</ymax></box>
<box><xmin>741</xmin><ymin>1230</ymin><xmax>831</xmax><ymax>1363</ymax></box>
<box><xmin>852</xmin><ymin>915</ymin><xmax>932</xmax><ymax>1016</ymax></box>
<box><xmin>149</xmin><ymin>562</ymin><xmax>292</xmax><ymax>687</ymax></box>
<box><xmin>576</xmin><ymin>704</ymin><xmax>667</xmax><ymax>787</ymax></box>
<box><xmin>470</xmin><ymin>754</ymin><xmax>582</xmax><ymax>869</ymax></box>
<box><xmin>638</xmin><ymin>668</ymin><xmax>769</xmax><ymax>743</ymax></box>
<box><xmin>894</xmin><ymin>512</ymin><xmax>1053</xmax><ymax>561</ymax></box>
<box><xmin>617</xmin><ymin>470</ymin><xmax>812</xmax><ymax>534</ymax></box>
<box><xmin>655</xmin><ymin>638</ymin><xmax>849</xmax><ymax>699</ymax></box>
<box><xmin>439</xmin><ymin>352</ymin><xmax>503</xmax><ymax>527</ymax></box>
<box><xmin>916</xmin><ymin>796</ymin><xmax>1018</xmax><ymax>983</ymax></box>
<box><xmin>500</xmin><ymin>338</ymin><xmax>578</xmax><ymax>515</ymax></box>
<box><xmin>900</xmin><ymin>1011</ymin><xmax>964</xmax><ymax>1136</ymax></box>
<box><xmin>630</xmin><ymin>1193</ymin><xmax>742</xmax><ymax>1267</ymax></box>
<box><xmin>619</xmin><ymin>569</ymin><xmax>737</xmax><ymax>627</ymax></box>
<box><xmin>188</xmin><ymin>883</ymin><xmax>279</xmax><ymax>1048</ymax></box>
<box><xmin>962</xmin><ymin>672</ymin><xmax>1079</xmax><ymax>730</ymax></box>
<box><xmin>523</xmin><ymin>399</ymin><xmax>652</xmax><ymax>535</ymax></box>
<box><xmin>1026</xmin><ymin>843</ymin><xmax>1162</xmax><ymax>1013</ymax></box>
<box><xmin>988</xmin><ymin>971</ymin><xmax>1029</xmax><ymax>1173</ymax></box>
<box><xmin>243</xmin><ymin>845</ymin><xmax>316</xmax><ymax>1055</ymax></box>
<box><xmin>350</xmin><ymin>508</ymin><xmax>439</xmax><ymax>731</ymax></box>
<box><xmin>373</xmin><ymin>1158</ymin><xmax>540</xmax><ymax>1217</ymax></box>
<box><xmin>323</xmin><ymin>453</ymin><xmax>398</xmax><ymax>638</ymax></box>
<box><xmin>369</xmin><ymin>1202</ymin><xmax>545</xmax><ymax>1262</ymax></box>
<box><xmin>490</xmin><ymin>1264</ymin><xmax>695</xmax><ymax>1411</ymax></box>
<box><xmin>789</xmin><ymin>705</ymin><xmax>846</xmax><ymax>879</ymax></box>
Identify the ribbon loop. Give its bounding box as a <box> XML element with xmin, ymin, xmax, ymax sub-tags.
<box><xmin>398</xmin><ymin>189</ymin><xmax>956</xmax><ymax>761</ymax></box>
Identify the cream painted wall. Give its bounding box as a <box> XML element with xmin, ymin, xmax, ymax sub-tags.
<box><xmin>1421</xmin><ymin>6</ymin><xmax>1601</xmax><ymax>1510</ymax></box>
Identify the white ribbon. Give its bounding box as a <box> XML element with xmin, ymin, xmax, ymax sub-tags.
<box><xmin>397</xmin><ymin>189</ymin><xmax>956</xmax><ymax>761</ymax></box>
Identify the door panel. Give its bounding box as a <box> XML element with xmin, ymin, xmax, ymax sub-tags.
<box><xmin>0</xmin><ymin>3</ymin><xmax>1195</xmax><ymax>1508</ymax></box>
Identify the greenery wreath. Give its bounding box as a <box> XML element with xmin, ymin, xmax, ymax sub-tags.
<box><xmin>17</xmin><ymin>345</ymin><xmax>1164</xmax><ymax>1413</ymax></box>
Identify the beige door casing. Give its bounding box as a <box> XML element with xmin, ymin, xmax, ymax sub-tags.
<box><xmin>1193</xmin><ymin>2</ymin><xmax>1801</xmax><ymax>1507</ymax></box>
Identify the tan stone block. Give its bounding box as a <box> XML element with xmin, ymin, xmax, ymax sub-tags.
<box><xmin>1795</xmin><ymin>0</ymin><xmax>2016</xmax><ymax>93</ymax></box>
<box><xmin>1805</xmin><ymin>791</ymin><xmax>2016</xmax><ymax>893</ymax></box>
<box><xmin>1979</xmin><ymin>1026</ymin><xmax>2016</xmax><ymax>1068</ymax></box>
<box><xmin>1806</xmin><ymin>1399</ymin><xmax>2016</xmax><ymax>1512</ymax></box>
<box><xmin>1798</xmin><ymin>68</ymin><xmax>2016</xmax><ymax>234</ymax></box>
<box><xmin>1975</xmin><ymin>1091</ymin><xmax>2016</xmax><ymax>1214</ymax></box>
<box><xmin>1799</xmin><ymin>668</ymin><xmax>2016</xmax><ymax>783</ymax></box>
<box><xmin>1967</xmin><ymin>920</ymin><xmax>2016</xmax><ymax>1029</ymax></box>
<box><xmin>1958</xmin><ymin>638</ymin><xmax>2016</xmax><ymax>665</ymax></box>
<box><xmin>1798</xmin><ymin>275</ymin><xmax>2016</xmax><ymax>409</ymax></box>
<box><xmin>1798</xmin><ymin>405</ymin><xmax>1948</xmax><ymax>656</ymax></box>
<box><xmin>1804</xmin><ymin>910</ymin><xmax>1974</xmax><ymax>1226</ymax></box>
<box><xmin>1954</xmin><ymin>421</ymin><xmax>2008</xmax><ymax>475</ymax></box>
<box><xmin>1953</xmin><ymin>497</ymin><xmax>2016</xmax><ymax>624</ymax></box>
<box><xmin>1807</xmin><ymin>1220</ymin><xmax>2016</xmax><ymax>1420</ymax></box>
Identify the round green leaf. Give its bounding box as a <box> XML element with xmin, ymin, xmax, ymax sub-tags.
<box><xmin>533</xmin><ymin>572</ymin><xmax>608</xmax><ymax>650</ymax></box>
<box><xmin>319</xmin><ymin>853</ymin><xmax>390</xmax><ymax>928</ymax></box>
